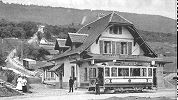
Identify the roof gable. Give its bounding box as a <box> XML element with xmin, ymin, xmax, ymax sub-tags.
<box><xmin>66</xmin><ymin>33</ymin><xmax>88</xmax><ymax>45</ymax></box>
<box><xmin>109</xmin><ymin>12</ymin><xmax>132</xmax><ymax>24</ymax></box>
<box><xmin>56</xmin><ymin>39</ymin><xmax>68</xmax><ymax>47</ymax></box>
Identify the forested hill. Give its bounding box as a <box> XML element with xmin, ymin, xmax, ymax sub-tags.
<box><xmin>0</xmin><ymin>2</ymin><xmax>176</xmax><ymax>34</ymax></box>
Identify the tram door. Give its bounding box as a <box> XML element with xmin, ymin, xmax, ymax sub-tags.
<box><xmin>98</xmin><ymin>68</ymin><xmax>104</xmax><ymax>86</ymax></box>
<box><xmin>153</xmin><ymin>68</ymin><xmax>157</xmax><ymax>87</ymax></box>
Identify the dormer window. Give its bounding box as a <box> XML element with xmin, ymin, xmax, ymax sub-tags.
<box><xmin>109</xmin><ymin>26</ymin><xmax>122</xmax><ymax>34</ymax></box>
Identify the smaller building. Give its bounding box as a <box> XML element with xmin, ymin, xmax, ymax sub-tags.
<box><xmin>23</xmin><ymin>58</ymin><xmax>36</xmax><ymax>70</ymax></box>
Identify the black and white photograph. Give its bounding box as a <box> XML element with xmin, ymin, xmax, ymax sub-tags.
<box><xmin>0</xmin><ymin>0</ymin><xmax>177</xmax><ymax>100</ymax></box>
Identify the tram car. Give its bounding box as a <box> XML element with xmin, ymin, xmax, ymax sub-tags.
<box><xmin>88</xmin><ymin>62</ymin><xmax>157</xmax><ymax>92</ymax></box>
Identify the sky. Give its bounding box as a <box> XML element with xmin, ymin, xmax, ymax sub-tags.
<box><xmin>2</xmin><ymin>0</ymin><xmax>177</xmax><ymax>19</ymax></box>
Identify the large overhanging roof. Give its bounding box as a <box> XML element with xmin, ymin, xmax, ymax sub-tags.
<box><xmin>50</xmin><ymin>12</ymin><xmax>157</xmax><ymax>61</ymax></box>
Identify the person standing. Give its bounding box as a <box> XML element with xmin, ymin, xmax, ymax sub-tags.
<box><xmin>21</xmin><ymin>76</ymin><xmax>27</xmax><ymax>93</ymax></box>
<box><xmin>68</xmin><ymin>77</ymin><xmax>74</xmax><ymax>93</ymax></box>
<box><xmin>16</xmin><ymin>75</ymin><xmax>22</xmax><ymax>91</ymax></box>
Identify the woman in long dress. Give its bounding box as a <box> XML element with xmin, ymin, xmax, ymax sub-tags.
<box><xmin>16</xmin><ymin>75</ymin><xmax>23</xmax><ymax>91</ymax></box>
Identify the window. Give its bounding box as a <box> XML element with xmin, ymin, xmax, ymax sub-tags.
<box><xmin>104</xmin><ymin>41</ymin><xmax>112</xmax><ymax>54</ymax></box>
<box><xmin>105</xmin><ymin>67</ymin><xmax>110</xmax><ymax>77</ymax></box>
<box><xmin>130</xmin><ymin>68</ymin><xmax>140</xmax><ymax>76</ymax></box>
<box><xmin>118</xmin><ymin>68</ymin><xmax>129</xmax><ymax>76</ymax></box>
<box><xmin>45</xmin><ymin>70</ymin><xmax>55</xmax><ymax>80</ymax></box>
<box><xmin>46</xmin><ymin>71</ymin><xmax>50</xmax><ymax>78</ymax></box>
<box><xmin>84</xmin><ymin>68</ymin><xmax>88</xmax><ymax>81</ymax></box>
<box><xmin>109</xmin><ymin>26</ymin><xmax>122</xmax><ymax>34</ymax></box>
<box><xmin>89</xmin><ymin>68</ymin><xmax>96</xmax><ymax>78</ymax></box>
<box><xmin>113</xmin><ymin>26</ymin><xmax>118</xmax><ymax>34</ymax></box>
<box><xmin>121</xmin><ymin>42</ymin><xmax>128</xmax><ymax>55</ymax></box>
<box><xmin>111</xmin><ymin>67</ymin><xmax>117</xmax><ymax>77</ymax></box>
<box><xmin>51</xmin><ymin>72</ymin><xmax>55</xmax><ymax>78</ymax></box>
<box><xmin>148</xmin><ymin>68</ymin><xmax>152</xmax><ymax>77</ymax></box>
<box><xmin>141</xmin><ymin>68</ymin><xmax>147</xmax><ymax>77</ymax></box>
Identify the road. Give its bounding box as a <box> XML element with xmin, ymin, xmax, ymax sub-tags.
<box><xmin>1</xmin><ymin>84</ymin><xmax>177</xmax><ymax>100</ymax></box>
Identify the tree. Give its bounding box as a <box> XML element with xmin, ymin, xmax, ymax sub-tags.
<box><xmin>11</xmin><ymin>27</ymin><xmax>25</xmax><ymax>38</ymax></box>
<box><xmin>16</xmin><ymin>42</ymin><xmax>50</xmax><ymax>61</ymax></box>
<box><xmin>17</xmin><ymin>21</ymin><xmax>38</xmax><ymax>38</ymax></box>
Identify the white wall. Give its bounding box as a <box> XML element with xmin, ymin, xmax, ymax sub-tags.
<box><xmin>90</xmin><ymin>41</ymin><xmax>100</xmax><ymax>54</ymax></box>
<box><xmin>102</xmin><ymin>26</ymin><xmax>133</xmax><ymax>39</ymax></box>
<box><xmin>90</xmin><ymin>26</ymin><xmax>140</xmax><ymax>55</ymax></box>
<box><xmin>59</xmin><ymin>59</ymin><xmax>77</xmax><ymax>82</ymax></box>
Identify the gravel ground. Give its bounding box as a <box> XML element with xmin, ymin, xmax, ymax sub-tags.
<box><xmin>1</xmin><ymin>84</ymin><xmax>177</xmax><ymax>100</ymax></box>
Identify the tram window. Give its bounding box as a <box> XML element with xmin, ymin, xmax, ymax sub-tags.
<box><xmin>105</xmin><ymin>67</ymin><xmax>110</xmax><ymax>77</ymax></box>
<box><xmin>89</xmin><ymin>68</ymin><xmax>96</xmax><ymax>78</ymax></box>
<box><xmin>118</xmin><ymin>68</ymin><xmax>129</xmax><ymax>76</ymax></box>
<box><xmin>141</xmin><ymin>68</ymin><xmax>147</xmax><ymax>77</ymax></box>
<box><xmin>130</xmin><ymin>68</ymin><xmax>140</xmax><ymax>76</ymax></box>
<box><xmin>111</xmin><ymin>67</ymin><xmax>117</xmax><ymax>77</ymax></box>
<box><xmin>148</xmin><ymin>68</ymin><xmax>152</xmax><ymax>77</ymax></box>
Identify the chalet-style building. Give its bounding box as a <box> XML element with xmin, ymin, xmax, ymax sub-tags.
<box><xmin>40</xmin><ymin>12</ymin><xmax>171</xmax><ymax>89</ymax></box>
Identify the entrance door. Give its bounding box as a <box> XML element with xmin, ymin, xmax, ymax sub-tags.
<box><xmin>71</xmin><ymin>66</ymin><xmax>75</xmax><ymax>79</ymax></box>
<box><xmin>153</xmin><ymin>68</ymin><xmax>157</xmax><ymax>87</ymax></box>
<box><xmin>98</xmin><ymin>68</ymin><xmax>104</xmax><ymax>86</ymax></box>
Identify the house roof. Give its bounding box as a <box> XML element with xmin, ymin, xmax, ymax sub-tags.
<box><xmin>67</xmin><ymin>33</ymin><xmax>88</xmax><ymax>44</ymax></box>
<box><xmin>38</xmin><ymin>62</ymin><xmax>55</xmax><ymax>69</ymax></box>
<box><xmin>50</xmin><ymin>12</ymin><xmax>157</xmax><ymax>61</ymax></box>
<box><xmin>49</xmin><ymin>62</ymin><xmax>64</xmax><ymax>72</ymax></box>
<box><xmin>65</xmin><ymin>33</ymin><xmax>88</xmax><ymax>46</ymax></box>
<box><xmin>56</xmin><ymin>39</ymin><xmax>69</xmax><ymax>47</ymax></box>
<box><xmin>109</xmin><ymin>12</ymin><xmax>133</xmax><ymax>24</ymax></box>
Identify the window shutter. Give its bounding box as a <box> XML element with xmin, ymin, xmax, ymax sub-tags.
<box><xmin>112</xmin><ymin>41</ymin><xmax>116</xmax><ymax>54</ymax></box>
<box><xmin>128</xmin><ymin>42</ymin><xmax>132</xmax><ymax>55</ymax></box>
<box><xmin>116</xmin><ymin>42</ymin><xmax>121</xmax><ymax>54</ymax></box>
<box><xmin>119</xmin><ymin>26</ymin><xmax>122</xmax><ymax>34</ymax></box>
<box><xmin>99</xmin><ymin>40</ymin><xmax>103</xmax><ymax>54</ymax></box>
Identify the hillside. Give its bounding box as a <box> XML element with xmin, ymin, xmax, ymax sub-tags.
<box><xmin>0</xmin><ymin>2</ymin><xmax>176</xmax><ymax>34</ymax></box>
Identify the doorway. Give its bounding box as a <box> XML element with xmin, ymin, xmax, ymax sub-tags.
<box><xmin>153</xmin><ymin>68</ymin><xmax>157</xmax><ymax>87</ymax></box>
<box><xmin>98</xmin><ymin>68</ymin><xmax>104</xmax><ymax>86</ymax></box>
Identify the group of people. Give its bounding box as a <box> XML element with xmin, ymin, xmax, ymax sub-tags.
<box><xmin>16</xmin><ymin>75</ymin><xmax>28</xmax><ymax>93</ymax></box>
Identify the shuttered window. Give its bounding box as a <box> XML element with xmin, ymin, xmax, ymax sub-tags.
<box><xmin>103</xmin><ymin>41</ymin><xmax>112</xmax><ymax>54</ymax></box>
<box><xmin>119</xmin><ymin>26</ymin><xmax>122</xmax><ymax>34</ymax></box>
<box><xmin>112</xmin><ymin>41</ymin><xmax>116</xmax><ymax>54</ymax></box>
<box><xmin>121</xmin><ymin>42</ymin><xmax>128</xmax><ymax>55</ymax></box>
<box><xmin>116</xmin><ymin>42</ymin><xmax>121</xmax><ymax>54</ymax></box>
<box><xmin>128</xmin><ymin>42</ymin><xmax>132</xmax><ymax>55</ymax></box>
<box><xmin>99</xmin><ymin>40</ymin><xmax>103</xmax><ymax>54</ymax></box>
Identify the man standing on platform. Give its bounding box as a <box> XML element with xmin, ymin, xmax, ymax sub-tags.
<box><xmin>68</xmin><ymin>76</ymin><xmax>74</xmax><ymax>93</ymax></box>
